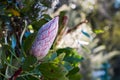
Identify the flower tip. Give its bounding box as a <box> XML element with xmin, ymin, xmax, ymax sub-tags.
<box><xmin>54</xmin><ymin>16</ymin><xmax>59</xmax><ymax>20</ymax></box>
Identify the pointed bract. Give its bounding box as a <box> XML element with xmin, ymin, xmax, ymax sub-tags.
<box><xmin>31</xmin><ymin>16</ymin><xmax>59</xmax><ymax>60</ymax></box>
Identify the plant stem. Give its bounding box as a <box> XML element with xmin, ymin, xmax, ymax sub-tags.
<box><xmin>20</xmin><ymin>20</ymin><xmax>28</xmax><ymax>57</ymax></box>
<box><xmin>0</xmin><ymin>72</ymin><xmax>7</xmax><ymax>78</ymax></box>
<box><xmin>9</xmin><ymin>49</ymin><xmax>21</xmax><ymax>62</ymax></box>
<box><xmin>20</xmin><ymin>71</ymin><xmax>40</xmax><ymax>79</ymax></box>
<box><xmin>5</xmin><ymin>62</ymin><xmax>18</xmax><ymax>70</ymax></box>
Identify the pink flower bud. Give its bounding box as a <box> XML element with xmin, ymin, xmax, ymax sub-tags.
<box><xmin>31</xmin><ymin>16</ymin><xmax>59</xmax><ymax>60</ymax></box>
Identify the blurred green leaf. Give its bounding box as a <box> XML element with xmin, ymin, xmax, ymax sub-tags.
<box><xmin>22</xmin><ymin>55</ymin><xmax>37</xmax><ymax>71</ymax></box>
<box><xmin>68</xmin><ymin>72</ymin><xmax>82</xmax><ymax>80</ymax></box>
<box><xmin>64</xmin><ymin>55</ymin><xmax>83</xmax><ymax>66</ymax></box>
<box><xmin>43</xmin><ymin>14</ymin><xmax>52</xmax><ymax>21</ymax></box>
<box><xmin>40</xmin><ymin>0</ymin><xmax>51</xmax><ymax>7</ymax></box>
<box><xmin>28</xmin><ymin>25</ymin><xmax>33</xmax><ymax>30</ymax></box>
<box><xmin>43</xmin><ymin>52</ymin><xmax>57</xmax><ymax>62</ymax></box>
<box><xmin>94</xmin><ymin>29</ymin><xmax>104</xmax><ymax>34</ymax></box>
<box><xmin>67</xmin><ymin>67</ymin><xmax>81</xmax><ymax>80</ymax></box>
<box><xmin>21</xmin><ymin>0</ymin><xmax>35</xmax><ymax>13</ymax></box>
<box><xmin>31</xmin><ymin>19</ymin><xmax>48</xmax><ymax>31</ymax></box>
<box><xmin>62</xmin><ymin>61</ymin><xmax>73</xmax><ymax>71</ymax></box>
<box><xmin>1</xmin><ymin>45</ymin><xmax>11</xmax><ymax>63</ymax></box>
<box><xmin>54</xmin><ymin>53</ymin><xmax>66</xmax><ymax>62</ymax></box>
<box><xmin>56</xmin><ymin>47</ymin><xmax>83</xmax><ymax>66</ymax></box>
<box><xmin>0</xmin><ymin>15</ymin><xmax>10</xmax><ymax>21</ymax></box>
<box><xmin>23</xmin><ymin>33</ymin><xmax>36</xmax><ymax>53</ymax></box>
<box><xmin>39</xmin><ymin>62</ymin><xmax>68</xmax><ymax>80</ymax></box>
<box><xmin>67</xmin><ymin>67</ymin><xmax>79</xmax><ymax>76</ymax></box>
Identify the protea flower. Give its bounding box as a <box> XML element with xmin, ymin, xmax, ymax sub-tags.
<box><xmin>31</xmin><ymin>16</ymin><xmax>59</xmax><ymax>60</ymax></box>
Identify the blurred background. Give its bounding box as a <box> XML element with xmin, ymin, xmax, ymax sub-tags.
<box><xmin>49</xmin><ymin>0</ymin><xmax>120</xmax><ymax>80</ymax></box>
<box><xmin>0</xmin><ymin>0</ymin><xmax>120</xmax><ymax>80</ymax></box>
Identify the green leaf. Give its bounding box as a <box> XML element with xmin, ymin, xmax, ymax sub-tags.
<box><xmin>56</xmin><ymin>47</ymin><xmax>72</xmax><ymax>55</ymax></box>
<box><xmin>67</xmin><ymin>67</ymin><xmax>79</xmax><ymax>76</ymax></box>
<box><xmin>1</xmin><ymin>45</ymin><xmax>10</xmax><ymax>63</ymax></box>
<box><xmin>22</xmin><ymin>55</ymin><xmax>37</xmax><ymax>71</ymax></box>
<box><xmin>64</xmin><ymin>54</ymin><xmax>83</xmax><ymax>66</ymax></box>
<box><xmin>21</xmin><ymin>0</ymin><xmax>35</xmax><ymax>13</ymax></box>
<box><xmin>67</xmin><ymin>67</ymin><xmax>82</xmax><ymax>80</ymax></box>
<box><xmin>56</xmin><ymin>47</ymin><xmax>84</xmax><ymax>66</ymax></box>
<box><xmin>55</xmin><ymin>53</ymin><xmax>65</xmax><ymax>61</ymax></box>
<box><xmin>40</xmin><ymin>0</ymin><xmax>51</xmax><ymax>7</ymax></box>
<box><xmin>94</xmin><ymin>29</ymin><xmax>104</xmax><ymax>34</ymax></box>
<box><xmin>43</xmin><ymin>14</ymin><xmax>52</xmax><ymax>21</ymax></box>
<box><xmin>23</xmin><ymin>33</ymin><xmax>36</xmax><ymax>53</ymax></box>
<box><xmin>68</xmin><ymin>72</ymin><xmax>82</xmax><ymax>80</ymax></box>
<box><xmin>43</xmin><ymin>52</ymin><xmax>57</xmax><ymax>62</ymax></box>
<box><xmin>31</xmin><ymin>19</ymin><xmax>48</xmax><ymax>31</ymax></box>
<box><xmin>0</xmin><ymin>15</ymin><xmax>10</xmax><ymax>21</ymax></box>
<box><xmin>62</xmin><ymin>61</ymin><xmax>73</xmax><ymax>71</ymax></box>
<box><xmin>39</xmin><ymin>62</ymin><xmax>68</xmax><ymax>80</ymax></box>
<box><xmin>51</xmin><ymin>53</ymin><xmax>66</xmax><ymax>64</ymax></box>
